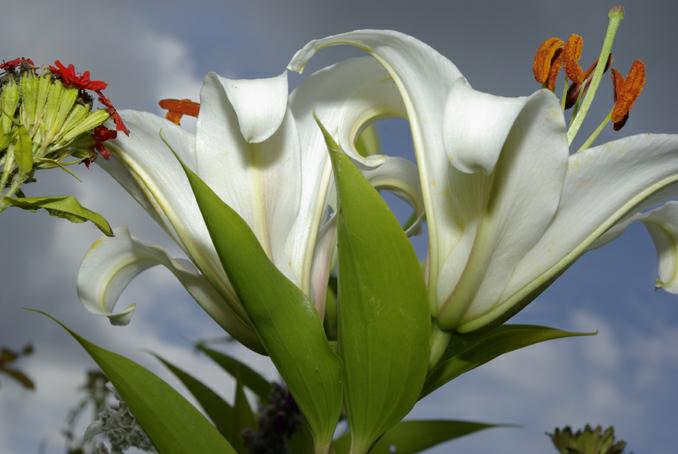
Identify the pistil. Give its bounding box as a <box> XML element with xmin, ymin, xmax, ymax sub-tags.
<box><xmin>566</xmin><ymin>6</ymin><xmax>624</xmax><ymax>144</ymax></box>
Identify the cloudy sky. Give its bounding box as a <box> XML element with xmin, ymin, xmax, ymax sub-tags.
<box><xmin>1</xmin><ymin>0</ymin><xmax>678</xmax><ymax>453</ymax></box>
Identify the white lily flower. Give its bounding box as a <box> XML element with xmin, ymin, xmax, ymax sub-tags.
<box><xmin>289</xmin><ymin>29</ymin><xmax>678</xmax><ymax>333</ymax></box>
<box><xmin>77</xmin><ymin>57</ymin><xmax>423</xmax><ymax>350</ymax></box>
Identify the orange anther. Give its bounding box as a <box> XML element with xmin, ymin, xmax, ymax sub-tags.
<box><xmin>563</xmin><ymin>34</ymin><xmax>586</xmax><ymax>84</ymax></box>
<box><xmin>158</xmin><ymin>98</ymin><xmax>200</xmax><ymax>125</ymax></box>
<box><xmin>611</xmin><ymin>60</ymin><xmax>645</xmax><ymax>130</ymax></box>
<box><xmin>532</xmin><ymin>37</ymin><xmax>564</xmax><ymax>86</ymax></box>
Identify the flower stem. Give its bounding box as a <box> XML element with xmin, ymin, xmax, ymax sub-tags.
<box><xmin>560</xmin><ymin>79</ymin><xmax>570</xmax><ymax>110</ymax></box>
<box><xmin>577</xmin><ymin>110</ymin><xmax>612</xmax><ymax>152</ymax></box>
<box><xmin>567</xmin><ymin>6</ymin><xmax>624</xmax><ymax>145</ymax></box>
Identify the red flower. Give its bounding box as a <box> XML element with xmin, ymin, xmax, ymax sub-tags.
<box><xmin>49</xmin><ymin>60</ymin><xmax>108</xmax><ymax>91</ymax></box>
<box><xmin>96</xmin><ymin>90</ymin><xmax>129</xmax><ymax>135</ymax></box>
<box><xmin>0</xmin><ymin>57</ymin><xmax>34</xmax><ymax>71</ymax></box>
<box><xmin>91</xmin><ymin>125</ymin><xmax>118</xmax><ymax>160</ymax></box>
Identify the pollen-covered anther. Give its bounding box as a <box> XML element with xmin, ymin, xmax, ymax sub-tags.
<box><xmin>563</xmin><ymin>34</ymin><xmax>586</xmax><ymax>84</ymax></box>
<box><xmin>158</xmin><ymin>98</ymin><xmax>200</xmax><ymax>125</ymax></box>
<box><xmin>532</xmin><ymin>37</ymin><xmax>565</xmax><ymax>88</ymax></box>
<box><xmin>610</xmin><ymin>60</ymin><xmax>645</xmax><ymax>131</ymax></box>
<box><xmin>564</xmin><ymin>54</ymin><xmax>613</xmax><ymax>109</ymax></box>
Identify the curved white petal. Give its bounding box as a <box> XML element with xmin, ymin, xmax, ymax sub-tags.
<box><xmin>105</xmin><ymin>111</ymin><xmax>243</xmax><ymax>320</ymax></box>
<box><xmin>461</xmin><ymin>134</ymin><xmax>678</xmax><ymax>332</ymax></box>
<box><xmin>289</xmin><ymin>31</ymin><xmax>465</xmax><ymax>309</ymax></box>
<box><xmin>195</xmin><ymin>72</ymin><xmax>301</xmax><ymax>283</ymax></box>
<box><xmin>219</xmin><ymin>71</ymin><xmax>288</xmax><ymax>143</ymax></box>
<box><xmin>362</xmin><ymin>156</ymin><xmax>424</xmax><ymax>235</ymax></box>
<box><xmin>286</xmin><ymin>56</ymin><xmax>407</xmax><ymax>295</ymax></box>
<box><xmin>443</xmin><ymin>81</ymin><xmax>532</xmax><ymax>174</ymax></box>
<box><xmin>592</xmin><ymin>201</ymin><xmax>678</xmax><ymax>292</ymax></box>
<box><xmin>77</xmin><ymin>227</ymin><xmax>259</xmax><ymax>349</ymax></box>
<box><xmin>309</xmin><ymin>215</ymin><xmax>337</xmax><ymax>318</ymax></box>
<box><xmin>438</xmin><ymin>90</ymin><xmax>568</xmax><ymax>328</ymax></box>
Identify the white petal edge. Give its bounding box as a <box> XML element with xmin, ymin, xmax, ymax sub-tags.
<box><xmin>77</xmin><ymin>227</ymin><xmax>261</xmax><ymax>351</ymax></box>
<box><xmin>591</xmin><ymin>201</ymin><xmax>678</xmax><ymax>292</ymax></box>
<box><xmin>443</xmin><ymin>80</ymin><xmax>531</xmax><ymax>174</ymax></box>
<box><xmin>362</xmin><ymin>156</ymin><xmax>425</xmax><ymax>235</ymax></box>
<box><xmin>218</xmin><ymin>71</ymin><xmax>288</xmax><ymax>143</ymax></box>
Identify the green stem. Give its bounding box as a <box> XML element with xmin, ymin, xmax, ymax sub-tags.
<box><xmin>577</xmin><ymin>110</ymin><xmax>612</xmax><ymax>152</ymax></box>
<box><xmin>429</xmin><ymin>324</ymin><xmax>451</xmax><ymax>368</ymax></box>
<box><xmin>566</xmin><ymin>6</ymin><xmax>624</xmax><ymax>145</ymax></box>
<box><xmin>560</xmin><ymin>79</ymin><xmax>570</xmax><ymax>110</ymax></box>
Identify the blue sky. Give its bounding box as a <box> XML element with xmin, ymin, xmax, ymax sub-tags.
<box><xmin>1</xmin><ymin>0</ymin><xmax>678</xmax><ymax>452</ymax></box>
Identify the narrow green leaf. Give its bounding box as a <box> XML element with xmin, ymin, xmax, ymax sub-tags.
<box><xmin>423</xmin><ymin>324</ymin><xmax>594</xmax><ymax>397</ymax></box>
<box><xmin>318</xmin><ymin>118</ymin><xmax>430</xmax><ymax>453</ymax></box>
<box><xmin>14</xmin><ymin>126</ymin><xmax>34</xmax><ymax>174</ymax></box>
<box><xmin>334</xmin><ymin>419</ymin><xmax>503</xmax><ymax>454</ymax></box>
<box><xmin>197</xmin><ymin>345</ymin><xmax>272</xmax><ymax>404</ymax></box>
<box><xmin>4</xmin><ymin>195</ymin><xmax>113</xmax><ymax>236</ymax></box>
<box><xmin>234</xmin><ymin>381</ymin><xmax>258</xmax><ymax>452</ymax></box>
<box><xmin>34</xmin><ymin>311</ymin><xmax>236</xmax><ymax>454</ymax></box>
<box><xmin>154</xmin><ymin>354</ymin><xmax>236</xmax><ymax>442</ymax></box>
<box><xmin>181</xmin><ymin>157</ymin><xmax>342</xmax><ymax>450</ymax></box>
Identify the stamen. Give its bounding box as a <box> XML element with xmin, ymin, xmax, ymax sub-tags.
<box><xmin>545</xmin><ymin>51</ymin><xmax>564</xmax><ymax>91</ymax></box>
<box><xmin>611</xmin><ymin>60</ymin><xmax>645</xmax><ymax>130</ymax></box>
<box><xmin>158</xmin><ymin>98</ymin><xmax>200</xmax><ymax>125</ymax></box>
<box><xmin>564</xmin><ymin>54</ymin><xmax>612</xmax><ymax>110</ymax></box>
<box><xmin>532</xmin><ymin>37</ymin><xmax>564</xmax><ymax>86</ymax></box>
<box><xmin>567</xmin><ymin>5</ymin><xmax>624</xmax><ymax>145</ymax></box>
<box><xmin>563</xmin><ymin>34</ymin><xmax>585</xmax><ymax>84</ymax></box>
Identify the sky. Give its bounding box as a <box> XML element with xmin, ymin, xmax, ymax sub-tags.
<box><xmin>1</xmin><ymin>0</ymin><xmax>678</xmax><ymax>452</ymax></box>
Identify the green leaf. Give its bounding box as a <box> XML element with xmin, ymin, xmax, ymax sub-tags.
<box><xmin>13</xmin><ymin>126</ymin><xmax>33</xmax><ymax>174</ymax></box>
<box><xmin>334</xmin><ymin>419</ymin><xmax>503</xmax><ymax>454</ymax></box>
<box><xmin>423</xmin><ymin>324</ymin><xmax>594</xmax><ymax>397</ymax></box>
<box><xmin>154</xmin><ymin>354</ymin><xmax>237</xmax><ymax>442</ymax></box>
<box><xmin>197</xmin><ymin>345</ymin><xmax>272</xmax><ymax>404</ymax></box>
<box><xmin>234</xmin><ymin>381</ymin><xmax>258</xmax><ymax>452</ymax></box>
<box><xmin>34</xmin><ymin>311</ymin><xmax>236</xmax><ymax>454</ymax></box>
<box><xmin>318</xmin><ymin>118</ymin><xmax>430</xmax><ymax>453</ymax></box>
<box><xmin>180</xmin><ymin>155</ymin><xmax>342</xmax><ymax>451</ymax></box>
<box><xmin>4</xmin><ymin>195</ymin><xmax>112</xmax><ymax>236</ymax></box>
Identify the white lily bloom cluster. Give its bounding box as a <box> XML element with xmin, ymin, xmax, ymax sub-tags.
<box><xmin>77</xmin><ymin>29</ymin><xmax>678</xmax><ymax>348</ymax></box>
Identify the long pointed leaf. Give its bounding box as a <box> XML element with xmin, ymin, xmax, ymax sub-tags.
<box><xmin>154</xmin><ymin>354</ymin><xmax>237</xmax><ymax>443</ymax></box>
<box><xmin>35</xmin><ymin>311</ymin><xmax>236</xmax><ymax>454</ymax></box>
<box><xmin>334</xmin><ymin>419</ymin><xmax>503</xmax><ymax>454</ymax></box>
<box><xmin>197</xmin><ymin>345</ymin><xmax>272</xmax><ymax>404</ymax></box>
<box><xmin>319</xmin><ymin>119</ymin><xmax>430</xmax><ymax>453</ymax></box>
<box><xmin>181</xmin><ymin>157</ymin><xmax>342</xmax><ymax>450</ymax></box>
<box><xmin>423</xmin><ymin>324</ymin><xmax>594</xmax><ymax>397</ymax></box>
<box><xmin>234</xmin><ymin>381</ymin><xmax>258</xmax><ymax>453</ymax></box>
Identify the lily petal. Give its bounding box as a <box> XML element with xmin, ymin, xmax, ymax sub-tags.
<box><xmin>438</xmin><ymin>89</ymin><xmax>569</xmax><ymax>328</ymax></box>
<box><xmin>77</xmin><ymin>227</ymin><xmax>260</xmax><ymax>350</ymax></box>
<box><xmin>104</xmin><ymin>111</ymin><xmax>244</xmax><ymax>320</ymax></box>
<box><xmin>362</xmin><ymin>156</ymin><xmax>424</xmax><ymax>235</ymax></box>
<box><xmin>465</xmin><ymin>134</ymin><xmax>678</xmax><ymax>332</ymax></box>
<box><xmin>592</xmin><ymin>201</ymin><xmax>678</xmax><ymax>292</ymax></box>
<box><xmin>289</xmin><ymin>31</ymin><xmax>464</xmax><ymax>308</ymax></box>
<box><xmin>286</xmin><ymin>56</ymin><xmax>408</xmax><ymax>299</ymax></box>
<box><xmin>195</xmin><ymin>72</ymin><xmax>301</xmax><ymax>283</ymax></box>
<box><xmin>443</xmin><ymin>81</ymin><xmax>536</xmax><ymax>174</ymax></box>
<box><xmin>219</xmin><ymin>71</ymin><xmax>288</xmax><ymax>143</ymax></box>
